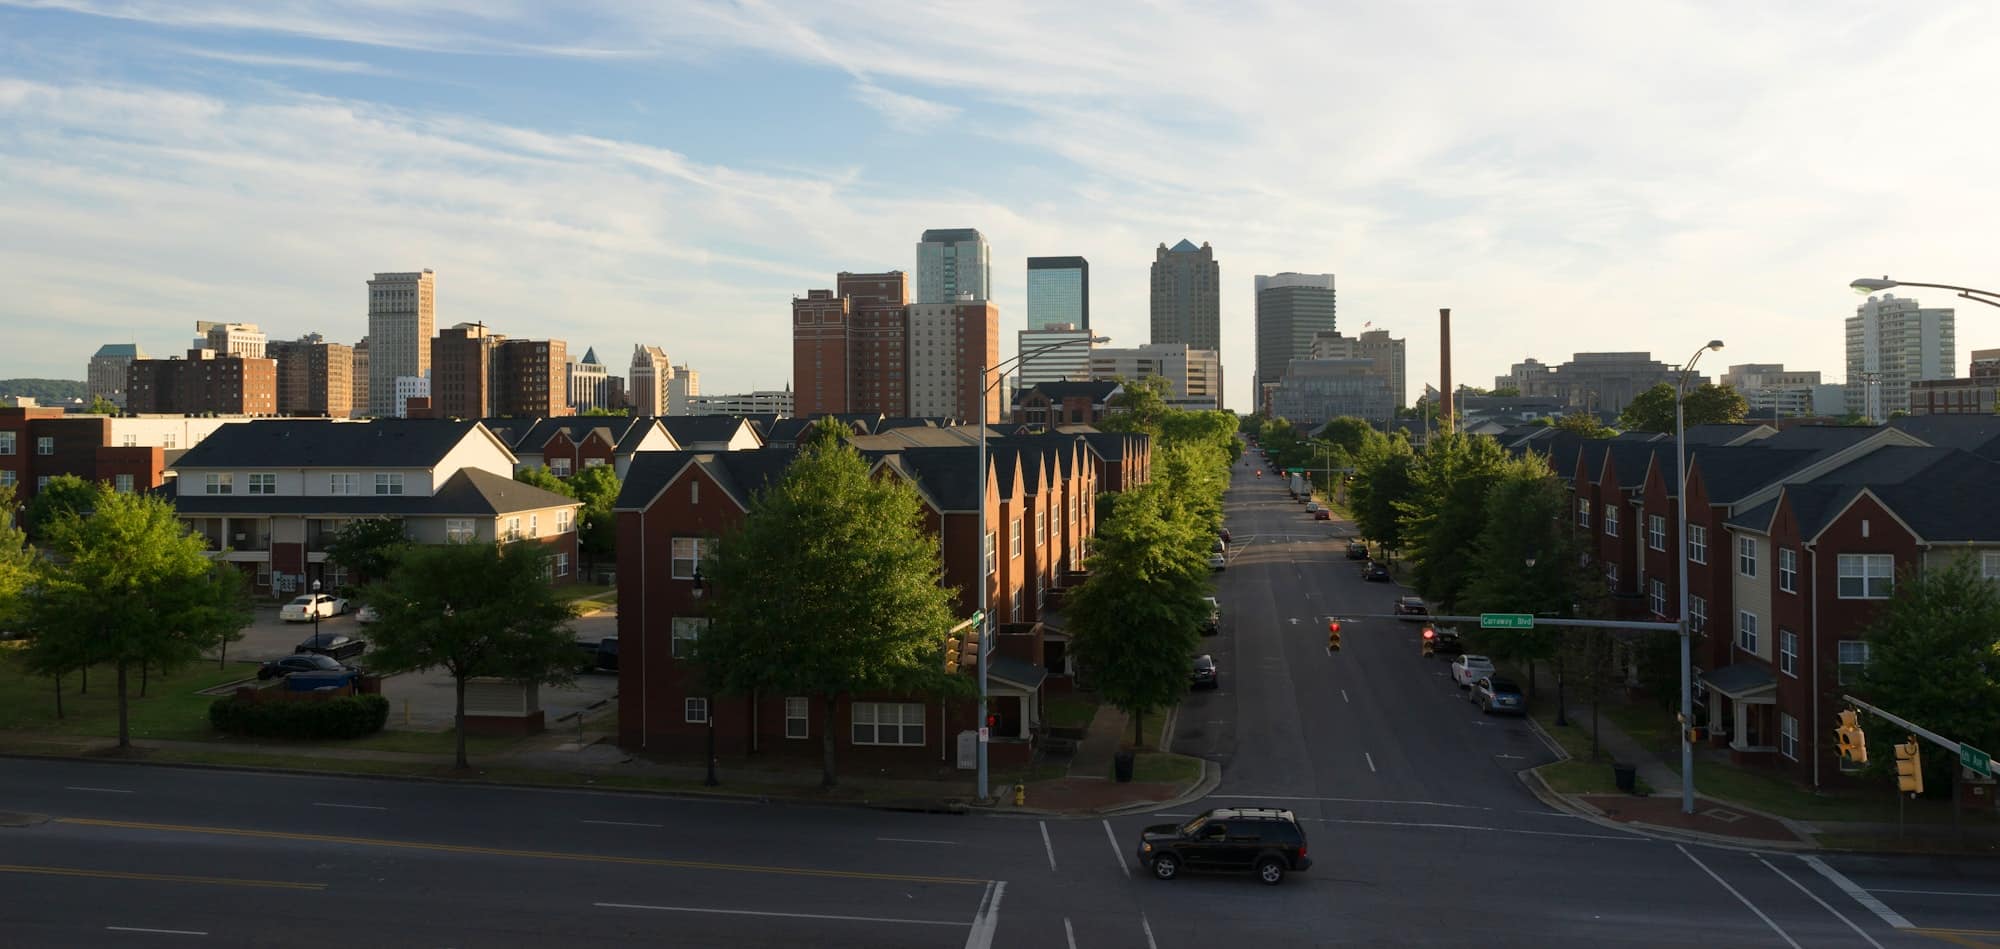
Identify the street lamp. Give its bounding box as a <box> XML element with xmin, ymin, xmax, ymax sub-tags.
<box><xmin>1675</xmin><ymin>338</ymin><xmax>1723</xmax><ymax>816</ymax></box>
<box><xmin>691</xmin><ymin>564</ymin><xmax>717</xmax><ymax>787</ymax></box>
<box><xmin>1849</xmin><ymin>276</ymin><xmax>2000</xmax><ymax>309</ymax></box>
<box><xmin>975</xmin><ymin>333</ymin><xmax>1109</xmax><ymax>803</ymax></box>
<box><xmin>310</xmin><ymin>579</ymin><xmax>322</xmax><ymax>649</ymax></box>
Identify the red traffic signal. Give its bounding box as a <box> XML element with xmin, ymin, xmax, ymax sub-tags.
<box><xmin>1422</xmin><ymin>627</ymin><xmax>1436</xmax><ymax>640</ymax></box>
<box><xmin>1328</xmin><ymin>621</ymin><xmax>1341</xmax><ymax>634</ymax></box>
<box><xmin>986</xmin><ymin>713</ymin><xmax>999</xmax><ymax>729</ymax></box>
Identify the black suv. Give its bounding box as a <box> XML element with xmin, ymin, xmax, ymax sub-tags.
<box><xmin>1137</xmin><ymin>807</ymin><xmax>1311</xmax><ymax>885</ymax></box>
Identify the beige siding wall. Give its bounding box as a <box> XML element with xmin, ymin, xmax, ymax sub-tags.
<box><xmin>1730</xmin><ymin>532</ymin><xmax>1774</xmax><ymax>662</ymax></box>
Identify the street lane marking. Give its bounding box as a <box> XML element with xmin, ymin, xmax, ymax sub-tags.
<box><xmin>595</xmin><ymin>903</ymin><xmax>966</xmax><ymax>927</ymax></box>
<box><xmin>1677</xmin><ymin>844</ymin><xmax>1802</xmax><ymax>949</ymax></box>
<box><xmin>1341</xmin><ymin>689</ymin><xmax>1349</xmax><ymax>703</ymax></box>
<box><xmin>1803</xmin><ymin>854</ymin><xmax>1913</xmax><ymax>929</ymax></box>
<box><xmin>1875</xmin><ymin>888</ymin><xmax>2000</xmax><ymax>898</ymax></box>
<box><xmin>312</xmin><ymin>803</ymin><xmax>385</xmax><ymax>811</ymax></box>
<box><xmin>66</xmin><ymin>786</ymin><xmax>133</xmax><ymax>794</ymax></box>
<box><xmin>1314</xmin><ymin>817</ymin><xmax>1645</xmax><ymax>841</ymax></box>
<box><xmin>963</xmin><ymin>880</ymin><xmax>1006</xmax><ymax>949</ymax></box>
<box><xmin>1102</xmin><ymin>819</ymin><xmax>1130</xmax><ymax>878</ymax></box>
<box><xmin>54</xmin><ymin>817</ymin><xmax>986</xmax><ymax>886</ymax></box>
<box><xmin>1212</xmin><ymin>793</ymin><xmax>1491</xmax><ymax>811</ymax></box>
<box><xmin>106</xmin><ymin>926</ymin><xmax>207</xmax><ymax>936</ymax></box>
<box><xmin>876</xmin><ymin>837</ymin><xmax>957</xmax><ymax>846</ymax></box>
<box><xmin>582</xmin><ymin>819</ymin><xmax>664</xmax><ymax>828</ymax></box>
<box><xmin>1760</xmin><ymin>856</ymin><xmax>1884</xmax><ymax>949</ymax></box>
<box><xmin>1364</xmin><ymin>752</ymin><xmax>1377</xmax><ymax>773</ymax></box>
<box><xmin>1141</xmin><ymin>912</ymin><xmax>1160</xmax><ymax>949</ymax></box>
<box><xmin>0</xmin><ymin>864</ymin><xmax>325</xmax><ymax>891</ymax></box>
<box><xmin>1039</xmin><ymin>821</ymin><xmax>1057</xmax><ymax>872</ymax></box>
<box><xmin>1064</xmin><ymin>916</ymin><xmax>1077</xmax><ymax>949</ymax></box>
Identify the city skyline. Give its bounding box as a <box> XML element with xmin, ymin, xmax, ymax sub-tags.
<box><xmin>3</xmin><ymin>4</ymin><xmax>1999</xmax><ymax>410</ymax></box>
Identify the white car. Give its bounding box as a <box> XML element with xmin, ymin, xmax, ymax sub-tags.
<box><xmin>1451</xmin><ymin>654</ymin><xmax>1495</xmax><ymax>689</ymax></box>
<box><xmin>279</xmin><ymin>593</ymin><xmax>347</xmax><ymax>623</ymax></box>
<box><xmin>354</xmin><ymin>604</ymin><xmax>380</xmax><ymax>625</ymax></box>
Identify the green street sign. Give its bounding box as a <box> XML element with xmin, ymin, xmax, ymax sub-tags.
<box><xmin>1480</xmin><ymin>613</ymin><xmax>1535</xmax><ymax>630</ymax></box>
<box><xmin>1962</xmin><ymin>744</ymin><xmax>1992</xmax><ymax>778</ymax></box>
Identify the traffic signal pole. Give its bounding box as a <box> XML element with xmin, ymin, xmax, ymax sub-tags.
<box><xmin>1842</xmin><ymin>693</ymin><xmax>1972</xmax><ymax>838</ymax></box>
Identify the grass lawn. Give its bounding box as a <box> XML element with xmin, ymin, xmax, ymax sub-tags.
<box><xmin>1044</xmin><ymin>694</ymin><xmax>1100</xmax><ymax>731</ymax></box>
<box><xmin>1131</xmin><ymin>752</ymin><xmax>1203</xmax><ymax>784</ymax></box>
<box><xmin>0</xmin><ymin>660</ymin><xmax>258</xmax><ymax>742</ymax></box>
<box><xmin>1683</xmin><ymin>761</ymin><xmax>1912</xmax><ymax>824</ymax></box>
<box><xmin>1539</xmin><ymin>759</ymin><xmax>1654</xmax><ymax>796</ymax></box>
<box><xmin>1600</xmin><ymin>701</ymin><xmax>1681</xmax><ymax>756</ymax></box>
<box><xmin>1116</xmin><ymin>705</ymin><xmax>1170</xmax><ymax>751</ymax></box>
<box><xmin>320</xmin><ymin>728</ymin><xmax>519</xmax><ymax>757</ymax></box>
<box><xmin>557</xmin><ymin>583</ymin><xmax>617</xmax><ymax>609</ymax></box>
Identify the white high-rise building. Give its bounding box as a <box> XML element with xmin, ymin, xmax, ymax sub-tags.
<box><xmin>915</xmin><ymin>228</ymin><xmax>991</xmax><ymax>304</ymax></box>
<box><xmin>1846</xmin><ymin>294</ymin><xmax>1955</xmax><ymax>417</ymax></box>
<box><xmin>688</xmin><ymin>388</ymin><xmax>795</xmax><ymax>416</ymax></box>
<box><xmin>1090</xmin><ymin>343</ymin><xmax>1222</xmax><ymax>411</ymax></box>
<box><xmin>629</xmin><ymin>344</ymin><xmax>670</xmax><ymax>417</ymax></box>
<box><xmin>668</xmin><ymin>364</ymin><xmax>699</xmax><ymax>416</ymax></box>
<box><xmin>568</xmin><ymin>347</ymin><xmax>609</xmax><ymax>413</ymax></box>
<box><xmin>194</xmin><ymin>322</ymin><xmax>267</xmax><ymax>360</ymax></box>
<box><xmin>366</xmin><ymin>270</ymin><xmax>436</xmax><ymax>416</ymax></box>
<box><xmin>391</xmin><ymin>374</ymin><xmax>431</xmax><ymax>419</ymax></box>
<box><xmin>1016</xmin><ymin>323</ymin><xmax>1095</xmax><ymax>390</ymax></box>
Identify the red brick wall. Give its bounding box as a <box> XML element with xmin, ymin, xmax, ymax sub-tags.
<box><xmin>1799</xmin><ymin>491</ymin><xmax>1920</xmax><ymax>785</ymax></box>
<box><xmin>793</xmin><ymin>291</ymin><xmax>850</xmax><ymax>416</ymax></box>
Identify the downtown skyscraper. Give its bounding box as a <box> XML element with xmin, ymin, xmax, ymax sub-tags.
<box><xmin>365</xmin><ymin>270</ymin><xmax>435</xmax><ymax>417</ymax></box>
<box><xmin>1026</xmin><ymin>256</ymin><xmax>1089</xmax><ymax>330</ymax></box>
<box><xmin>915</xmin><ymin>228</ymin><xmax>991</xmax><ymax>304</ymax></box>
<box><xmin>1150</xmin><ymin>240</ymin><xmax>1220</xmax><ymax>351</ymax></box>
<box><xmin>1253</xmin><ymin>272</ymin><xmax>1336</xmax><ymax>395</ymax></box>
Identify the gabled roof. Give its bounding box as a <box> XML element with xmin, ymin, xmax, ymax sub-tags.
<box><xmin>614</xmin><ymin>448</ymin><xmax>797</xmax><ymax>512</ymax></box>
<box><xmin>876</xmin><ymin>417</ymin><xmax>944</xmax><ymax>432</ymax></box>
<box><xmin>1888</xmin><ymin>414</ymin><xmax>2000</xmax><ymax>461</ymax></box>
<box><xmin>1683</xmin><ymin>423</ymin><xmax>1774</xmax><ymax>446</ymax></box>
<box><xmin>478</xmin><ymin>417</ymin><xmax>541</xmax><ymax>449</ymax></box>
<box><xmin>174</xmin><ymin>419</ymin><xmax>500</xmax><ymax>469</ymax></box>
<box><xmin>1686</xmin><ymin>445</ymin><xmax>1822</xmax><ymax>503</ymax></box>
<box><xmin>896</xmin><ymin>446</ymin><xmax>984</xmax><ymax>511</ymax></box>
<box><xmin>1724</xmin><ymin>446</ymin><xmax>2000</xmax><ymax>541</ymax></box>
<box><xmin>1012</xmin><ymin>380</ymin><xmax>1121</xmax><ymax>405</ymax></box>
<box><xmin>517</xmin><ymin>417</ymin><xmax>646</xmax><ymax>455</ymax></box>
<box><xmin>657</xmin><ymin>415</ymin><xmax>759</xmax><ymax>448</ymax></box>
<box><xmin>1751</xmin><ymin>425</ymin><xmax>1876</xmax><ymax>452</ymax></box>
<box><xmin>167</xmin><ymin>466</ymin><xmax>575</xmax><ymax>516</ymax></box>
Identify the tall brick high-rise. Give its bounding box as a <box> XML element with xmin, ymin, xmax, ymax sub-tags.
<box><xmin>496</xmin><ymin>338</ymin><xmax>569</xmax><ymax>418</ymax></box>
<box><xmin>366</xmin><ymin>270</ymin><xmax>435</xmax><ymax>417</ymax></box>
<box><xmin>793</xmin><ymin>271</ymin><xmax>913</xmax><ymax>417</ymax></box>
<box><xmin>432</xmin><ymin>322</ymin><xmax>501</xmax><ymax>419</ymax></box>
<box><xmin>793</xmin><ymin>289</ymin><xmax>851</xmax><ymax>416</ymax></box>
<box><xmin>126</xmin><ymin>350</ymin><xmax>277</xmax><ymax>415</ymax></box>
<box><xmin>268</xmin><ymin>334</ymin><xmax>354</xmax><ymax>418</ymax></box>
<box><xmin>908</xmin><ymin>300</ymin><xmax>1000</xmax><ymax>422</ymax></box>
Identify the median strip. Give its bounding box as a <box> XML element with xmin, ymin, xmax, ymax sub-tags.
<box><xmin>54</xmin><ymin>817</ymin><xmax>986</xmax><ymax>886</ymax></box>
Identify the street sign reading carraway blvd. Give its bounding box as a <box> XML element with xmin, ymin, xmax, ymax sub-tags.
<box><xmin>1480</xmin><ymin>613</ymin><xmax>1535</xmax><ymax>630</ymax></box>
<box><xmin>1963</xmin><ymin>744</ymin><xmax>1993</xmax><ymax>779</ymax></box>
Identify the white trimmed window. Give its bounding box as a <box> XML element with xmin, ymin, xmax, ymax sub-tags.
<box><xmin>0</xmin><ymin>432</ymin><xmax>13</xmax><ymax>455</ymax></box>
<box><xmin>553</xmin><ymin>552</ymin><xmax>569</xmax><ymax>577</ymax></box>
<box><xmin>1011</xmin><ymin>517</ymin><xmax>1023</xmax><ymax>558</ymax></box>
<box><xmin>671</xmin><ymin>537</ymin><xmax>708</xmax><ymax>580</ymax></box>
<box><xmin>1604</xmin><ymin>504</ymin><xmax>1620</xmax><ymax>538</ymax></box>
<box><xmin>375</xmin><ymin>472</ymin><xmax>404</xmax><ymax>496</ymax></box>
<box><xmin>254</xmin><ymin>563</ymin><xmax>271</xmax><ymax>588</ymax></box>
<box><xmin>114</xmin><ymin>474</ymin><xmax>133</xmax><ymax>494</ymax></box>
<box><xmin>1836</xmin><ymin>553</ymin><xmax>1893</xmax><ymax>599</ymax></box>
<box><xmin>1605</xmin><ymin>562</ymin><xmax>1619</xmax><ymax>589</ymax></box>
<box><xmin>1778</xmin><ymin>547</ymin><xmax>1798</xmax><ymax>594</ymax></box>
<box><xmin>1779</xmin><ymin>630</ymin><xmax>1798</xmax><ymax>677</ymax></box>
<box><xmin>1648</xmin><ymin>578</ymin><xmax>1667</xmax><ymax>617</ymax></box>
<box><xmin>549</xmin><ymin>459</ymin><xmax>572</xmax><ymax>477</ymax></box>
<box><xmin>1035</xmin><ymin>509</ymin><xmax>1045</xmax><ymax>547</ymax></box>
<box><xmin>504</xmin><ymin>516</ymin><xmax>521</xmax><ymax>540</ymax></box>
<box><xmin>0</xmin><ymin>470</ymin><xmax>12</xmax><ymax>489</ymax></box>
<box><xmin>1737</xmin><ymin>536</ymin><xmax>1757</xmax><ymax>578</ymax></box>
<box><xmin>1691</xmin><ymin>666</ymin><xmax>1707</xmax><ymax>707</ymax></box>
<box><xmin>556</xmin><ymin>508</ymin><xmax>572</xmax><ymax>533</ymax></box>
<box><xmin>584</xmin><ymin>457</ymin><xmax>606</xmax><ymax>469</ymax></box>
<box><xmin>1010</xmin><ymin>588</ymin><xmax>1023</xmax><ymax>621</ymax></box>
<box><xmin>785</xmin><ymin>697</ymin><xmax>809</xmax><ymax>739</ymax></box>
<box><xmin>1688</xmin><ymin>524</ymin><xmax>1708</xmax><ymax>565</ymax></box>
<box><xmin>529</xmin><ymin>514</ymin><xmax>539</xmax><ymax>538</ymax></box>
<box><xmin>1780</xmin><ymin>713</ymin><xmax>1798</xmax><ymax>761</ymax></box>
<box><xmin>1577</xmin><ymin>497</ymin><xmax>1591</xmax><ymax>529</ymax></box>
<box><xmin>36</xmin><ymin>436</ymin><xmax>53</xmax><ymax>456</ymax></box>
<box><xmin>1837</xmin><ymin>640</ymin><xmax>1870</xmax><ymax>685</ymax></box>
<box><xmin>1985</xmin><ymin>551</ymin><xmax>2000</xmax><ymax>581</ymax></box>
<box><xmin>851</xmin><ymin>702</ymin><xmax>924</xmax><ymax>746</ymax></box>
<box><xmin>329</xmin><ymin>473</ymin><xmax>359</xmax><ymax>495</ymax></box>
<box><xmin>1647</xmin><ymin>514</ymin><xmax>1667</xmax><ymax>552</ymax></box>
<box><xmin>1736</xmin><ymin>610</ymin><xmax>1758</xmax><ymax>653</ymax></box>
<box><xmin>248</xmin><ymin>473</ymin><xmax>276</xmax><ymax>495</ymax></box>
<box><xmin>204</xmin><ymin>473</ymin><xmax>232</xmax><ymax>495</ymax></box>
<box><xmin>984</xmin><ymin>531</ymin><xmax>996</xmax><ymax>576</ymax></box>
<box><xmin>684</xmin><ymin>697</ymin><xmax>708</xmax><ymax>724</ymax></box>
<box><xmin>1688</xmin><ymin>595</ymin><xmax>1707</xmax><ymax>633</ymax></box>
<box><xmin>671</xmin><ymin>617</ymin><xmax>708</xmax><ymax>659</ymax></box>
<box><xmin>445</xmin><ymin>518</ymin><xmax>474</xmax><ymax>544</ymax></box>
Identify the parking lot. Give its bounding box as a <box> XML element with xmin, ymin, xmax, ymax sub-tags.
<box><xmin>221</xmin><ymin>603</ymin><xmax>620</xmax><ymax>731</ymax></box>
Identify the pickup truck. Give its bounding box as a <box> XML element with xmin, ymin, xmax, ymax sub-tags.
<box><xmin>574</xmin><ymin>637</ymin><xmax>619</xmax><ymax>672</ymax></box>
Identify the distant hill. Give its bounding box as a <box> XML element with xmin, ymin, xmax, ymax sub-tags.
<box><xmin>0</xmin><ymin>379</ymin><xmax>87</xmax><ymax>404</ymax></box>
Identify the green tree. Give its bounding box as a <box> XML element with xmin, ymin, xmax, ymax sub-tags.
<box><xmin>569</xmin><ymin>464</ymin><xmax>621</xmax><ymax>574</ymax></box>
<box><xmin>697</xmin><ymin>437</ymin><xmax>963</xmax><ymax>787</ymax></box>
<box><xmin>22</xmin><ymin>473</ymin><xmax>106</xmax><ymax>541</ymax></box>
<box><xmin>1460</xmin><ymin>457</ymin><xmax>1603</xmax><ymax>694</ymax></box>
<box><xmin>1349</xmin><ymin>434</ymin><xmax>1415</xmax><ymax>555</ymax></box>
<box><xmin>1552</xmin><ymin>412</ymin><xmax>1615</xmax><ymax>439</ymax></box>
<box><xmin>1855</xmin><ymin>555</ymin><xmax>2000</xmax><ymax>795</ymax></box>
<box><xmin>1099</xmin><ymin>375</ymin><xmax>1175</xmax><ymax>437</ymax></box>
<box><xmin>85</xmin><ymin>395</ymin><xmax>120</xmax><ymax>415</ymax></box>
<box><xmin>1315</xmin><ymin>417</ymin><xmax>1375</xmax><ymax>457</ymax></box>
<box><xmin>514</xmin><ymin>465</ymin><xmax>575</xmax><ymax>497</ymax></box>
<box><xmin>1065</xmin><ymin>482</ymin><xmax>1207</xmax><ymax>747</ymax></box>
<box><xmin>1617</xmin><ymin>383</ymin><xmax>1749</xmax><ymax>433</ymax></box>
<box><xmin>362</xmin><ymin>541</ymin><xmax>580</xmax><ymax>768</ymax></box>
<box><xmin>1398</xmin><ymin>432</ymin><xmax>1512</xmax><ymax>611</ymax></box>
<box><xmin>580</xmin><ymin>406</ymin><xmax>630</xmax><ymax>417</ymax></box>
<box><xmin>324</xmin><ymin>518</ymin><xmax>410</xmax><ymax>589</ymax></box>
<box><xmin>1489</xmin><ymin>386</ymin><xmax>1522</xmax><ymax>398</ymax></box>
<box><xmin>23</xmin><ymin>491</ymin><xmax>250</xmax><ymax>746</ymax></box>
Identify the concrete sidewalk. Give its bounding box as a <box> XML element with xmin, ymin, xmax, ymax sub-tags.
<box><xmin>1068</xmin><ymin>701</ymin><xmax>1133</xmax><ymax>781</ymax></box>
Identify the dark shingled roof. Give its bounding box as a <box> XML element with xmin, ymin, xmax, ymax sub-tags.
<box><xmin>1683</xmin><ymin>423</ymin><xmax>1772</xmax><ymax>446</ymax></box>
<box><xmin>174</xmin><ymin>419</ymin><xmax>495</xmax><ymax>469</ymax></box>
<box><xmin>478</xmin><ymin>417</ymin><xmax>540</xmax><ymax>449</ymax></box>
<box><xmin>1724</xmin><ymin>446</ymin><xmax>2000</xmax><ymax>541</ymax></box>
<box><xmin>896</xmin><ymin>446</ymin><xmax>984</xmax><ymax>511</ymax></box>
<box><xmin>657</xmin><ymin>415</ymin><xmax>759</xmax><ymax>448</ymax></box>
<box><xmin>614</xmin><ymin>448</ymin><xmax>796</xmax><ymax>511</ymax></box>
<box><xmin>1011</xmin><ymin>380</ymin><xmax>1121</xmax><ymax>405</ymax></box>
<box><xmin>876</xmin><ymin>417</ymin><xmax>945</xmax><ymax>432</ymax></box>
<box><xmin>516</xmin><ymin>417</ymin><xmax>645</xmax><ymax>455</ymax></box>
<box><xmin>1888</xmin><ymin>414</ymin><xmax>2000</xmax><ymax>461</ymax></box>
<box><xmin>1687</xmin><ymin>445</ymin><xmax>1823</xmax><ymax>503</ymax></box>
<box><xmin>168</xmin><ymin>467</ymin><xmax>575</xmax><ymax>516</ymax></box>
<box><xmin>1702</xmin><ymin>663</ymin><xmax>1776</xmax><ymax>698</ymax></box>
<box><xmin>1752</xmin><ymin>425</ymin><xmax>1877</xmax><ymax>452</ymax></box>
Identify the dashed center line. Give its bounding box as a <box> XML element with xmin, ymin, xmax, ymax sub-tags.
<box><xmin>1102</xmin><ymin>819</ymin><xmax>1130</xmax><ymax>878</ymax></box>
<box><xmin>66</xmin><ymin>786</ymin><xmax>133</xmax><ymax>794</ymax></box>
<box><xmin>1364</xmin><ymin>752</ymin><xmax>1377</xmax><ymax>773</ymax></box>
<box><xmin>1038</xmin><ymin>821</ymin><xmax>1057</xmax><ymax>872</ymax></box>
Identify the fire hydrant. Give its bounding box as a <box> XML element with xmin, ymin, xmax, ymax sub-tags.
<box><xmin>1013</xmin><ymin>783</ymin><xmax>1026</xmax><ymax>806</ymax></box>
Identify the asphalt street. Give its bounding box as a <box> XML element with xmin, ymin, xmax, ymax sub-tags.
<box><xmin>1</xmin><ymin>465</ymin><xmax>1995</xmax><ymax>947</ymax></box>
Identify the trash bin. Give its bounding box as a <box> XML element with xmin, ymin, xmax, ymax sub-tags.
<box><xmin>1612</xmin><ymin>763</ymin><xmax>1637</xmax><ymax>793</ymax></box>
<box><xmin>1114</xmin><ymin>750</ymin><xmax>1135</xmax><ymax>783</ymax></box>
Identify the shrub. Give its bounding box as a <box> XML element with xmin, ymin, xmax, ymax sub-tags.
<box><xmin>209</xmin><ymin>694</ymin><xmax>390</xmax><ymax>740</ymax></box>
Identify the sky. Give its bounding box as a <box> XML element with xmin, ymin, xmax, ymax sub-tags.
<box><xmin>4</xmin><ymin>1</ymin><xmax>1999</xmax><ymax>410</ymax></box>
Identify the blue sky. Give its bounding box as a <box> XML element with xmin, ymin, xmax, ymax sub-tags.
<box><xmin>4</xmin><ymin>1</ymin><xmax>1999</xmax><ymax>408</ymax></box>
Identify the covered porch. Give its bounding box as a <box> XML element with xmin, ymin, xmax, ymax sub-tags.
<box><xmin>1700</xmin><ymin>663</ymin><xmax>1780</xmax><ymax>762</ymax></box>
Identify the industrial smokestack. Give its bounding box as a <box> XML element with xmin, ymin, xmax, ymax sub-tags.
<box><xmin>1439</xmin><ymin>308</ymin><xmax>1454</xmax><ymax>434</ymax></box>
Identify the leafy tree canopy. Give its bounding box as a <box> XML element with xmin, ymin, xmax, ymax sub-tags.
<box><xmin>580</xmin><ymin>407</ymin><xmax>630</xmax><ymax>416</ymax></box>
<box><xmin>1489</xmin><ymin>386</ymin><xmax>1522</xmax><ymax>398</ymax></box>
<box><xmin>22</xmin><ymin>474</ymin><xmax>107</xmax><ymax>541</ymax></box>
<box><xmin>1553</xmin><ymin>412</ymin><xmax>1615</xmax><ymax>439</ymax></box>
<box><xmin>324</xmin><ymin>517</ymin><xmax>410</xmax><ymax>587</ymax></box>
<box><xmin>1856</xmin><ymin>555</ymin><xmax>2000</xmax><ymax>794</ymax></box>
<box><xmin>514</xmin><ymin>465</ymin><xmax>575</xmax><ymax>498</ymax></box>
<box><xmin>569</xmin><ymin>464</ymin><xmax>621</xmax><ymax>568</ymax></box>
<box><xmin>1618</xmin><ymin>383</ymin><xmax>1748</xmax><ymax>433</ymax></box>
<box><xmin>1397</xmin><ymin>431</ymin><xmax>1513</xmax><ymax>611</ymax></box>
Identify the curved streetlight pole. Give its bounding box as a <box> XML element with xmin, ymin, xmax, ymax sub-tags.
<box><xmin>976</xmin><ymin>333</ymin><xmax>1108</xmax><ymax>803</ymax></box>
<box><xmin>1676</xmin><ymin>339</ymin><xmax>1723</xmax><ymax>816</ymax></box>
<box><xmin>1850</xmin><ymin>276</ymin><xmax>2000</xmax><ymax>309</ymax></box>
<box><xmin>692</xmin><ymin>565</ymin><xmax>717</xmax><ymax>787</ymax></box>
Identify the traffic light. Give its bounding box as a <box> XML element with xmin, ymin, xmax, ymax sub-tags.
<box><xmin>1420</xmin><ymin>626</ymin><xmax>1435</xmax><ymax>657</ymax></box>
<box><xmin>1327</xmin><ymin>620</ymin><xmax>1342</xmax><ymax>652</ymax></box>
<box><xmin>944</xmin><ymin>636</ymin><xmax>961</xmax><ymax>674</ymax></box>
<box><xmin>1835</xmin><ymin>709</ymin><xmax>1868</xmax><ymax>765</ymax></box>
<box><xmin>1894</xmin><ymin>737</ymin><xmax>1923</xmax><ymax>795</ymax></box>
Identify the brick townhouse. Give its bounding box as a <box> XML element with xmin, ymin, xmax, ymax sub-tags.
<box><xmin>1011</xmin><ymin>380</ymin><xmax>1124</xmax><ymax>428</ymax></box>
<box><xmin>611</xmin><ymin>426</ymin><xmax>1139</xmax><ymax>769</ymax></box>
<box><xmin>164</xmin><ymin>419</ymin><xmax>581</xmax><ymax>597</ymax></box>
<box><xmin>498</xmin><ymin>416</ymin><xmax>677</xmax><ymax>479</ymax></box>
<box><xmin>1535</xmin><ymin>416</ymin><xmax>2000</xmax><ymax>787</ymax></box>
<box><xmin>0</xmin><ymin>406</ymin><xmax>161</xmax><ymax>500</ymax></box>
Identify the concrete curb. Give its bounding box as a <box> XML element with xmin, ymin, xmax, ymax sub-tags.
<box><xmin>1096</xmin><ymin>757</ymin><xmax>1224</xmax><ymax>818</ymax></box>
<box><xmin>1515</xmin><ymin>767</ymin><xmax>1818</xmax><ymax>853</ymax></box>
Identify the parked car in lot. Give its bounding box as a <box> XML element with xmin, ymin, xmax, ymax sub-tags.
<box><xmin>1452</xmin><ymin>654</ymin><xmax>1496</xmax><ymax>688</ymax></box>
<box><xmin>574</xmin><ymin>637</ymin><xmax>619</xmax><ymax>672</ymax></box>
<box><xmin>354</xmin><ymin>604</ymin><xmax>379</xmax><ymax>625</ymax></box>
<box><xmin>279</xmin><ymin>593</ymin><xmax>347</xmax><ymax>622</ymax></box>
<box><xmin>1361</xmin><ymin>561</ymin><xmax>1391</xmax><ymax>582</ymax></box>
<box><xmin>1201</xmin><ymin>597</ymin><xmax>1221</xmax><ymax>636</ymax></box>
<box><xmin>257</xmin><ymin>653</ymin><xmax>354</xmax><ymax>681</ymax></box>
<box><xmin>1313</xmin><ymin>508</ymin><xmax>1331</xmax><ymax>520</ymax></box>
<box><xmin>295</xmin><ymin>632</ymin><xmax>367</xmax><ymax>661</ymax></box>
<box><xmin>1346</xmin><ymin>542</ymin><xmax>1369</xmax><ymax>560</ymax></box>
<box><xmin>1191</xmin><ymin>654</ymin><xmax>1219</xmax><ymax>690</ymax></box>
<box><xmin>1137</xmin><ymin>807</ymin><xmax>1312</xmax><ymax>886</ymax></box>
<box><xmin>1471</xmin><ymin>676</ymin><xmax>1526</xmax><ymax>715</ymax></box>
<box><xmin>1209</xmin><ymin>551</ymin><xmax>1227</xmax><ymax>571</ymax></box>
<box><xmin>1393</xmin><ymin>595</ymin><xmax>1428</xmax><ymax>616</ymax></box>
